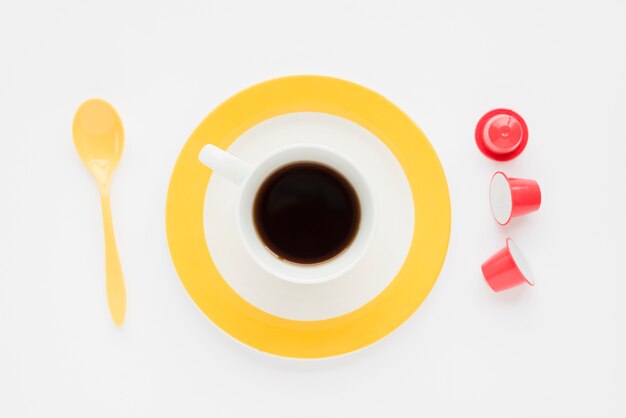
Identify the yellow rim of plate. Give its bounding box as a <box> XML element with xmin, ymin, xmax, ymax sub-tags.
<box><xmin>166</xmin><ymin>75</ymin><xmax>450</xmax><ymax>358</ymax></box>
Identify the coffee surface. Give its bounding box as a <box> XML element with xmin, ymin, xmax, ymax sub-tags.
<box><xmin>253</xmin><ymin>162</ymin><xmax>360</xmax><ymax>264</ymax></box>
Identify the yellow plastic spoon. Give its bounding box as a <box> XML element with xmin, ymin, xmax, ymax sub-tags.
<box><xmin>72</xmin><ymin>99</ymin><xmax>126</xmax><ymax>326</ymax></box>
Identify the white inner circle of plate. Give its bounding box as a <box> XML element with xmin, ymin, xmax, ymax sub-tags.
<box><xmin>490</xmin><ymin>172</ymin><xmax>512</xmax><ymax>225</ymax></box>
<box><xmin>203</xmin><ymin>112</ymin><xmax>414</xmax><ymax>321</ymax></box>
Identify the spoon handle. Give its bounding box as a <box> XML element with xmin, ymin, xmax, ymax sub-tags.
<box><xmin>99</xmin><ymin>190</ymin><xmax>126</xmax><ymax>326</ymax></box>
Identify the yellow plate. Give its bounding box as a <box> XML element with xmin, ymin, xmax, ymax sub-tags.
<box><xmin>166</xmin><ymin>76</ymin><xmax>450</xmax><ymax>358</ymax></box>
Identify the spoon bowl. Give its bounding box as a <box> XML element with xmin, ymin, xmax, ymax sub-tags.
<box><xmin>73</xmin><ymin>99</ymin><xmax>124</xmax><ymax>186</ymax></box>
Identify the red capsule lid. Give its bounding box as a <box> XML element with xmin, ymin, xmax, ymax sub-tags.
<box><xmin>475</xmin><ymin>109</ymin><xmax>528</xmax><ymax>161</ymax></box>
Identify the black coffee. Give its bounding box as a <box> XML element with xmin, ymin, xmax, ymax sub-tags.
<box><xmin>253</xmin><ymin>162</ymin><xmax>360</xmax><ymax>264</ymax></box>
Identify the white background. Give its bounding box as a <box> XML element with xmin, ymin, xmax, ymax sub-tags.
<box><xmin>1</xmin><ymin>0</ymin><xmax>624</xmax><ymax>417</ymax></box>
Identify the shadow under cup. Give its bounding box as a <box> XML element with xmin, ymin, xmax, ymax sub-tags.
<box><xmin>238</xmin><ymin>145</ymin><xmax>375</xmax><ymax>285</ymax></box>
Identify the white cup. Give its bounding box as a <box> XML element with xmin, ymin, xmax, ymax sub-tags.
<box><xmin>199</xmin><ymin>144</ymin><xmax>376</xmax><ymax>285</ymax></box>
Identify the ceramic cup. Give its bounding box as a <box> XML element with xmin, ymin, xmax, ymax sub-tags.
<box><xmin>199</xmin><ymin>144</ymin><xmax>376</xmax><ymax>285</ymax></box>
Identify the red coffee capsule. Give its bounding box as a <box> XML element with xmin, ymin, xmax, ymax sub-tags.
<box><xmin>489</xmin><ymin>172</ymin><xmax>541</xmax><ymax>225</ymax></box>
<box><xmin>475</xmin><ymin>109</ymin><xmax>528</xmax><ymax>161</ymax></box>
<box><xmin>482</xmin><ymin>238</ymin><xmax>535</xmax><ymax>292</ymax></box>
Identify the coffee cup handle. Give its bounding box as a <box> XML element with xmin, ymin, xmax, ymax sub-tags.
<box><xmin>199</xmin><ymin>144</ymin><xmax>252</xmax><ymax>185</ymax></box>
